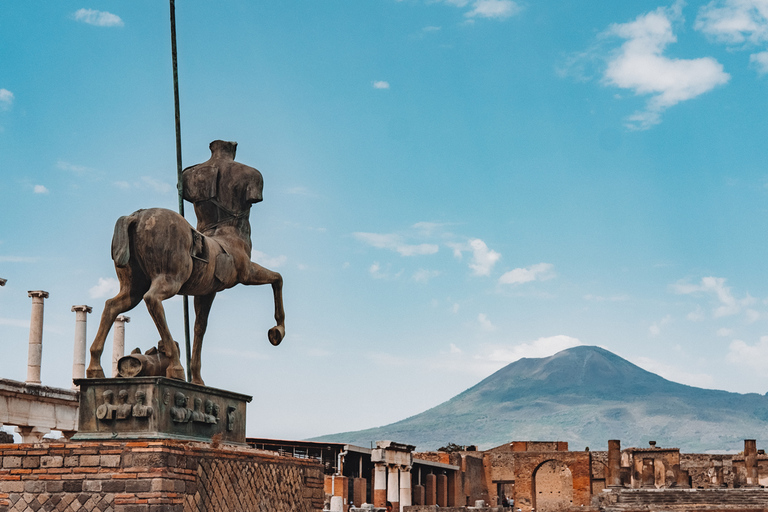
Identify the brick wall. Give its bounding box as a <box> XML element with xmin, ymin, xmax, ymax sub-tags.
<box><xmin>0</xmin><ymin>439</ymin><xmax>324</xmax><ymax>512</ymax></box>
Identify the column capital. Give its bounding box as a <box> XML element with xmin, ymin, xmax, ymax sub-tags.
<box><xmin>71</xmin><ymin>305</ymin><xmax>93</xmax><ymax>314</ymax></box>
<box><xmin>28</xmin><ymin>290</ymin><xmax>49</xmax><ymax>299</ymax></box>
<box><xmin>116</xmin><ymin>315</ymin><xmax>131</xmax><ymax>323</ymax></box>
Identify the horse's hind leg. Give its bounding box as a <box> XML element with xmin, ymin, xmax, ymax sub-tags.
<box><xmin>190</xmin><ymin>292</ymin><xmax>216</xmax><ymax>386</ymax></box>
<box><xmin>87</xmin><ymin>267</ymin><xmax>146</xmax><ymax>378</ymax></box>
<box><xmin>143</xmin><ymin>276</ymin><xmax>186</xmax><ymax>380</ymax></box>
<box><xmin>244</xmin><ymin>261</ymin><xmax>285</xmax><ymax>346</ymax></box>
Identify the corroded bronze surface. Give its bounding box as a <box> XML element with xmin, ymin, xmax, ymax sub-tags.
<box><xmin>73</xmin><ymin>377</ymin><xmax>251</xmax><ymax>444</ymax></box>
<box><xmin>86</xmin><ymin>140</ymin><xmax>285</xmax><ymax>385</ymax></box>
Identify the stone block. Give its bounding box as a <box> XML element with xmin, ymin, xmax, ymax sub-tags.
<box><xmin>102</xmin><ymin>480</ymin><xmax>126</xmax><ymax>493</ymax></box>
<box><xmin>64</xmin><ymin>455</ymin><xmax>79</xmax><ymax>467</ymax></box>
<box><xmin>1</xmin><ymin>457</ymin><xmax>20</xmax><ymax>469</ymax></box>
<box><xmin>40</xmin><ymin>455</ymin><xmax>63</xmax><ymax>468</ymax></box>
<box><xmin>80</xmin><ymin>455</ymin><xmax>100</xmax><ymax>467</ymax></box>
<box><xmin>0</xmin><ymin>481</ymin><xmax>23</xmax><ymax>493</ymax></box>
<box><xmin>63</xmin><ymin>480</ymin><xmax>83</xmax><ymax>493</ymax></box>
<box><xmin>150</xmin><ymin>478</ymin><xmax>174</xmax><ymax>492</ymax></box>
<box><xmin>100</xmin><ymin>455</ymin><xmax>121</xmax><ymax>468</ymax></box>
<box><xmin>21</xmin><ymin>457</ymin><xmax>39</xmax><ymax>469</ymax></box>
<box><xmin>23</xmin><ymin>481</ymin><xmax>44</xmax><ymax>493</ymax></box>
<box><xmin>83</xmin><ymin>479</ymin><xmax>102</xmax><ymax>492</ymax></box>
<box><xmin>125</xmin><ymin>479</ymin><xmax>151</xmax><ymax>493</ymax></box>
<box><xmin>45</xmin><ymin>480</ymin><xmax>63</xmax><ymax>493</ymax></box>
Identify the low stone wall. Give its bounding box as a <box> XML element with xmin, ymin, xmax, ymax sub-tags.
<box><xmin>0</xmin><ymin>439</ymin><xmax>324</xmax><ymax>512</ymax></box>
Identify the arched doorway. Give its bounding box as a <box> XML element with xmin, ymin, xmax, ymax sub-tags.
<box><xmin>532</xmin><ymin>460</ymin><xmax>573</xmax><ymax>512</ymax></box>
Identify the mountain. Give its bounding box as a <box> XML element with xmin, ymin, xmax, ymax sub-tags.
<box><xmin>310</xmin><ymin>346</ymin><xmax>768</xmax><ymax>452</ymax></box>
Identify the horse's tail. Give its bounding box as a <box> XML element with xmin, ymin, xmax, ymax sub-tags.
<box><xmin>111</xmin><ymin>213</ymin><xmax>137</xmax><ymax>267</ymax></box>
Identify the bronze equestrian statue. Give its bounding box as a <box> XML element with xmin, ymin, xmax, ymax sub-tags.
<box><xmin>86</xmin><ymin>140</ymin><xmax>285</xmax><ymax>385</ymax></box>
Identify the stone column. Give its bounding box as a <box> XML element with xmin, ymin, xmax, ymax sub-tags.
<box><xmin>111</xmin><ymin>315</ymin><xmax>130</xmax><ymax>377</ymax></box>
<box><xmin>71</xmin><ymin>305</ymin><xmax>92</xmax><ymax>388</ymax></box>
<box><xmin>373</xmin><ymin>462</ymin><xmax>387</xmax><ymax>508</ymax></box>
<box><xmin>26</xmin><ymin>291</ymin><xmax>49</xmax><ymax>385</ymax></box>
<box><xmin>387</xmin><ymin>465</ymin><xmax>400</xmax><ymax>511</ymax></box>
<box><xmin>399</xmin><ymin>466</ymin><xmax>412</xmax><ymax>508</ymax></box>
<box><xmin>607</xmin><ymin>439</ymin><xmax>622</xmax><ymax>487</ymax></box>
<box><xmin>745</xmin><ymin>439</ymin><xmax>758</xmax><ymax>486</ymax></box>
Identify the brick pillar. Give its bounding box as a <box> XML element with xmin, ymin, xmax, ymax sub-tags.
<box><xmin>607</xmin><ymin>439</ymin><xmax>622</xmax><ymax>487</ymax></box>
<box><xmin>745</xmin><ymin>439</ymin><xmax>758</xmax><ymax>486</ymax></box>
<box><xmin>373</xmin><ymin>462</ymin><xmax>387</xmax><ymax>507</ymax></box>
<box><xmin>71</xmin><ymin>305</ymin><xmax>92</xmax><ymax>388</ymax></box>
<box><xmin>399</xmin><ymin>466</ymin><xmax>412</xmax><ymax>508</ymax></box>
<box><xmin>437</xmin><ymin>473</ymin><xmax>448</xmax><ymax>507</ymax></box>
<box><xmin>387</xmin><ymin>465</ymin><xmax>399</xmax><ymax>511</ymax></box>
<box><xmin>353</xmin><ymin>477</ymin><xmax>366</xmax><ymax>508</ymax></box>
<box><xmin>111</xmin><ymin>315</ymin><xmax>130</xmax><ymax>377</ymax></box>
<box><xmin>425</xmin><ymin>473</ymin><xmax>437</xmax><ymax>505</ymax></box>
<box><xmin>412</xmin><ymin>484</ymin><xmax>425</xmax><ymax>505</ymax></box>
<box><xmin>26</xmin><ymin>290</ymin><xmax>49</xmax><ymax>384</ymax></box>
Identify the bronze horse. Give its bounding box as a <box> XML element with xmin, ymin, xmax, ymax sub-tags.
<box><xmin>86</xmin><ymin>140</ymin><xmax>285</xmax><ymax>385</ymax></box>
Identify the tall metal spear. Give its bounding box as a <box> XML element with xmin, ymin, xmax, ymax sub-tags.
<box><xmin>169</xmin><ymin>0</ymin><xmax>192</xmax><ymax>382</ymax></box>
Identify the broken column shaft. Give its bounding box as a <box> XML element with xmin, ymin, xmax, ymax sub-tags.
<box><xmin>111</xmin><ymin>315</ymin><xmax>130</xmax><ymax>377</ymax></box>
<box><xmin>26</xmin><ymin>290</ymin><xmax>49</xmax><ymax>385</ymax></box>
<box><xmin>71</xmin><ymin>305</ymin><xmax>92</xmax><ymax>388</ymax></box>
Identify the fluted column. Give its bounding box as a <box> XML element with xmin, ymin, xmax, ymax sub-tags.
<box><xmin>71</xmin><ymin>305</ymin><xmax>92</xmax><ymax>388</ymax></box>
<box><xmin>111</xmin><ymin>315</ymin><xmax>130</xmax><ymax>377</ymax></box>
<box><xmin>26</xmin><ymin>291</ymin><xmax>49</xmax><ymax>384</ymax></box>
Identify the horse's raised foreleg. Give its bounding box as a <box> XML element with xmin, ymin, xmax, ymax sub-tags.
<box><xmin>191</xmin><ymin>293</ymin><xmax>216</xmax><ymax>386</ymax></box>
<box><xmin>143</xmin><ymin>276</ymin><xmax>186</xmax><ymax>380</ymax></box>
<box><xmin>87</xmin><ymin>268</ymin><xmax>145</xmax><ymax>378</ymax></box>
<box><xmin>244</xmin><ymin>261</ymin><xmax>285</xmax><ymax>346</ymax></box>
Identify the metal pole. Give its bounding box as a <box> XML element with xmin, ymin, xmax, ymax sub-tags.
<box><xmin>170</xmin><ymin>0</ymin><xmax>192</xmax><ymax>382</ymax></box>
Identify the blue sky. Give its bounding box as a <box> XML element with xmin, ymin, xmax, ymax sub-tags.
<box><xmin>3</xmin><ymin>0</ymin><xmax>768</xmax><ymax>441</ymax></box>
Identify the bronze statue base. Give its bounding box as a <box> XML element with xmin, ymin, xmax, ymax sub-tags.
<box><xmin>72</xmin><ymin>377</ymin><xmax>252</xmax><ymax>445</ymax></box>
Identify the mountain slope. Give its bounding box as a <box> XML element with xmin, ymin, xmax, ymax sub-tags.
<box><xmin>311</xmin><ymin>346</ymin><xmax>768</xmax><ymax>452</ymax></box>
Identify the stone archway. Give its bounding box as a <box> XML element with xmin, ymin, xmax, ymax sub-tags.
<box><xmin>532</xmin><ymin>460</ymin><xmax>573</xmax><ymax>512</ymax></box>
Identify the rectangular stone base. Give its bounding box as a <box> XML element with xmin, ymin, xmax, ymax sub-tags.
<box><xmin>72</xmin><ymin>377</ymin><xmax>251</xmax><ymax>445</ymax></box>
<box><xmin>0</xmin><ymin>439</ymin><xmax>324</xmax><ymax>512</ymax></box>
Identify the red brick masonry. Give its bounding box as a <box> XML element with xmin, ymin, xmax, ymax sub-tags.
<box><xmin>0</xmin><ymin>440</ymin><xmax>324</xmax><ymax>512</ymax></box>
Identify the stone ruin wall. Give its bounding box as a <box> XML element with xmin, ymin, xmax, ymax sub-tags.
<box><xmin>0</xmin><ymin>439</ymin><xmax>324</xmax><ymax>512</ymax></box>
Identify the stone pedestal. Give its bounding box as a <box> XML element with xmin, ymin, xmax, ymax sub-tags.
<box><xmin>72</xmin><ymin>377</ymin><xmax>251</xmax><ymax>445</ymax></box>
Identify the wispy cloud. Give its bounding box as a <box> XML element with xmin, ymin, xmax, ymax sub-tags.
<box><xmin>750</xmin><ymin>51</ymin><xmax>768</xmax><ymax>73</ymax></box>
<box><xmin>633</xmin><ymin>355</ymin><xmax>715</xmax><ymax>388</ymax></box>
<box><xmin>672</xmin><ymin>276</ymin><xmax>755</xmax><ymax>318</ymax></box>
<box><xmin>412</xmin><ymin>268</ymin><xmax>440</xmax><ymax>283</ymax></box>
<box><xmin>33</xmin><ymin>185</ymin><xmax>49</xmax><ymax>194</ymax></box>
<box><xmin>695</xmin><ymin>0</ymin><xmax>768</xmax><ymax>45</ymax></box>
<box><xmin>0</xmin><ymin>256</ymin><xmax>39</xmax><ymax>263</ymax></box>
<box><xmin>477</xmin><ymin>313</ymin><xmax>496</xmax><ymax>331</ymax></box>
<box><xmin>649</xmin><ymin>314</ymin><xmax>672</xmax><ymax>336</ymax></box>
<box><xmin>481</xmin><ymin>335</ymin><xmax>583</xmax><ymax>364</ymax></box>
<box><xmin>56</xmin><ymin>160</ymin><xmax>92</xmax><ymax>175</ymax></box>
<box><xmin>354</xmin><ymin>232</ymin><xmax>439</xmax><ymax>257</ymax></box>
<box><xmin>727</xmin><ymin>336</ymin><xmax>768</xmax><ymax>370</ymax></box>
<box><xmin>499</xmin><ymin>262</ymin><xmax>555</xmax><ymax>285</ymax></box>
<box><xmin>251</xmin><ymin>250</ymin><xmax>287</xmax><ymax>269</ymax></box>
<box><xmin>89</xmin><ymin>277</ymin><xmax>119</xmax><ymax>299</ymax></box>
<box><xmin>465</xmin><ymin>0</ymin><xmax>520</xmax><ymax>19</ymax></box>
<box><xmin>0</xmin><ymin>89</ymin><xmax>13</xmax><ymax>110</ymax></box>
<box><xmin>73</xmin><ymin>8</ymin><xmax>124</xmax><ymax>27</ymax></box>
<box><xmin>372</xmin><ymin>81</ymin><xmax>390</xmax><ymax>89</ymax></box>
<box><xmin>602</xmin><ymin>1</ymin><xmax>729</xmax><ymax>129</ymax></box>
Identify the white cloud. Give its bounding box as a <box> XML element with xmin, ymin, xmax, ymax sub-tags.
<box><xmin>499</xmin><ymin>262</ymin><xmax>555</xmax><ymax>285</ymax></box>
<box><xmin>481</xmin><ymin>335</ymin><xmax>583</xmax><ymax>364</ymax></box>
<box><xmin>0</xmin><ymin>317</ymin><xmax>29</xmax><ymax>328</ymax></box>
<box><xmin>695</xmin><ymin>0</ymin><xmax>768</xmax><ymax>45</ymax></box>
<box><xmin>369</xmin><ymin>262</ymin><xmax>385</xmax><ymax>279</ymax></box>
<box><xmin>467</xmin><ymin>238</ymin><xmax>501</xmax><ymax>276</ymax></box>
<box><xmin>56</xmin><ymin>160</ymin><xmax>92</xmax><ymax>175</ymax></box>
<box><xmin>717</xmin><ymin>327</ymin><xmax>734</xmax><ymax>337</ymax></box>
<box><xmin>477</xmin><ymin>313</ymin><xmax>496</xmax><ymax>331</ymax></box>
<box><xmin>465</xmin><ymin>0</ymin><xmax>520</xmax><ymax>19</ymax></box>
<box><xmin>727</xmin><ymin>336</ymin><xmax>768</xmax><ymax>370</ymax></box>
<box><xmin>412</xmin><ymin>268</ymin><xmax>440</xmax><ymax>283</ymax></box>
<box><xmin>251</xmin><ymin>249</ymin><xmax>287</xmax><ymax>269</ymax></box>
<box><xmin>451</xmin><ymin>303</ymin><xmax>460</xmax><ymax>313</ymax></box>
<box><xmin>449</xmin><ymin>343</ymin><xmax>462</xmax><ymax>354</ymax></box>
<box><xmin>649</xmin><ymin>315</ymin><xmax>672</xmax><ymax>336</ymax></box>
<box><xmin>33</xmin><ymin>185</ymin><xmax>49</xmax><ymax>194</ymax></box>
<box><xmin>750</xmin><ymin>50</ymin><xmax>768</xmax><ymax>73</ymax></box>
<box><xmin>353</xmin><ymin>232</ymin><xmax>439</xmax><ymax>257</ymax></box>
<box><xmin>633</xmin><ymin>355</ymin><xmax>715</xmax><ymax>388</ymax></box>
<box><xmin>73</xmin><ymin>8</ymin><xmax>124</xmax><ymax>27</ymax></box>
<box><xmin>583</xmin><ymin>294</ymin><xmax>630</xmax><ymax>302</ymax></box>
<box><xmin>140</xmin><ymin>176</ymin><xmax>173</xmax><ymax>194</ymax></box>
<box><xmin>372</xmin><ymin>81</ymin><xmax>390</xmax><ymax>89</ymax></box>
<box><xmin>0</xmin><ymin>89</ymin><xmax>13</xmax><ymax>110</ymax></box>
<box><xmin>89</xmin><ymin>277</ymin><xmax>119</xmax><ymax>299</ymax></box>
<box><xmin>746</xmin><ymin>309</ymin><xmax>761</xmax><ymax>323</ymax></box>
<box><xmin>672</xmin><ymin>276</ymin><xmax>754</xmax><ymax>318</ymax></box>
<box><xmin>687</xmin><ymin>306</ymin><xmax>706</xmax><ymax>321</ymax></box>
<box><xmin>603</xmin><ymin>2</ymin><xmax>730</xmax><ymax>129</ymax></box>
